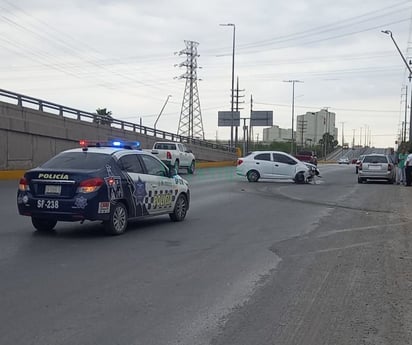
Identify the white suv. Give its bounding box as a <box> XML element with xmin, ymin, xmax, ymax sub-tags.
<box><xmin>357</xmin><ymin>154</ymin><xmax>395</xmax><ymax>184</ymax></box>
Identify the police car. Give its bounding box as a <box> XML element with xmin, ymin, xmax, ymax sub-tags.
<box><xmin>17</xmin><ymin>140</ymin><xmax>190</xmax><ymax>235</ymax></box>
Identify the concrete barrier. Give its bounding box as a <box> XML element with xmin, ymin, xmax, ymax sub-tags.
<box><xmin>0</xmin><ymin>99</ymin><xmax>237</xmax><ymax>172</ymax></box>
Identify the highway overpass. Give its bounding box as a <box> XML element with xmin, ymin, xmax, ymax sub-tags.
<box><xmin>0</xmin><ymin>89</ymin><xmax>237</xmax><ymax>178</ymax></box>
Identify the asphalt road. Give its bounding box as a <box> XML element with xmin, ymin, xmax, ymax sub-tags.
<box><xmin>1</xmin><ymin>165</ymin><xmax>412</xmax><ymax>345</ymax></box>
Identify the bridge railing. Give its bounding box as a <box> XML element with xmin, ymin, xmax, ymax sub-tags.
<box><xmin>0</xmin><ymin>88</ymin><xmax>235</xmax><ymax>153</ymax></box>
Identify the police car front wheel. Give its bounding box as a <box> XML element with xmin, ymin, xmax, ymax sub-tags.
<box><xmin>169</xmin><ymin>194</ymin><xmax>188</xmax><ymax>222</ymax></box>
<box><xmin>104</xmin><ymin>202</ymin><xmax>128</xmax><ymax>235</ymax></box>
<box><xmin>31</xmin><ymin>217</ymin><xmax>57</xmax><ymax>232</ymax></box>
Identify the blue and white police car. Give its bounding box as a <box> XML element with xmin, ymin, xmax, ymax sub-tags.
<box><xmin>17</xmin><ymin>140</ymin><xmax>190</xmax><ymax>235</ymax></box>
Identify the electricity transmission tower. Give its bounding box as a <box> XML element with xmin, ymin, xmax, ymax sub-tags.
<box><xmin>177</xmin><ymin>40</ymin><xmax>204</xmax><ymax>139</ymax></box>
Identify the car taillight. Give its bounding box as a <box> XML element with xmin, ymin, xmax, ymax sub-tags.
<box><xmin>166</xmin><ymin>151</ymin><xmax>172</xmax><ymax>160</ymax></box>
<box><xmin>388</xmin><ymin>164</ymin><xmax>392</xmax><ymax>171</ymax></box>
<box><xmin>359</xmin><ymin>163</ymin><xmax>362</xmax><ymax>170</ymax></box>
<box><xmin>77</xmin><ymin>177</ymin><xmax>104</xmax><ymax>193</ymax></box>
<box><xmin>18</xmin><ymin>177</ymin><xmax>30</xmax><ymax>191</ymax></box>
<box><xmin>237</xmin><ymin>159</ymin><xmax>243</xmax><ymax>165</ymax></box>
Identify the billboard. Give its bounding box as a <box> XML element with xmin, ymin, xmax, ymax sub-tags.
<box><xmin>218</xmin><ymin>111</ymin><xmax>240</xmax><ymax>127</ymax></box>
<box><xmin>250</xmin><ymin>110</ymin><xmax>273</xmax><ymax>126</ymax></box>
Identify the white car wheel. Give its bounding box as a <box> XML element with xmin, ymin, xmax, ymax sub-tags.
<box><xmin>247</xmin><ymin>170</ymin><xmax>260</xmax><ymax>182</ymax></box>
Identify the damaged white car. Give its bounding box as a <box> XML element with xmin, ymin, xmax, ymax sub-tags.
<box><xmin>236</xmin><ymin>151</ymin><xmax>320</xmax><ymax>183</ymax></box>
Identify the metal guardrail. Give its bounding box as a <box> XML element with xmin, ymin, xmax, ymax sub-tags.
<box><xmin>0</xmin><ymin>88</ymin><xmax>235</xmax><ymax>153</ymax></box>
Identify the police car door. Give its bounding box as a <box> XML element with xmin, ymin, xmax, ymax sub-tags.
<box><xmin>117</xmin><ymin>153</ymin><xmax>148</xmax><ymax>218</ymax></box>
<box><xmin>139</xmin><ymin>154</ymin><xmax>174</xmax><ymax>214</ymax></box>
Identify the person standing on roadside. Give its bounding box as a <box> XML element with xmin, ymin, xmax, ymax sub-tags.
<box><xmin>389</xmin><ymin>148</ymin><xmax>398</xmax><ymax>183</ymax></box>
<box><xmin>404</xmin><ymin>148</ymin><xmax>412</xmax><ymax>186</ymax></box>
<box><xmin>397</xmin><ymin>147</ymin><xmax>408</xmax><ymax>185</ymax></box>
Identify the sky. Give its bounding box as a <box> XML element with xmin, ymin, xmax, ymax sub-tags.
<box><xmin>1</xmin><ymin>0</ymin><xmax>412</xmax><ymax>148</ymax></box>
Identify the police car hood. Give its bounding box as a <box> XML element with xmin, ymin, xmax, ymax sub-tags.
<box><xmin>174</xmin><ymin>174</ymin><xmax>189</xmax><ymax>187</ymax></box>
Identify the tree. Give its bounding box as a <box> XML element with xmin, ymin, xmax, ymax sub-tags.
<box><xmin>319</xmin><ymin>133</ymin><xmax>338</xmax><ymax>157</ymax></box>
<box><xmin>93</xmin><ymin>108</ymin><xmax>113</xmax><ymax>126</ymax></box>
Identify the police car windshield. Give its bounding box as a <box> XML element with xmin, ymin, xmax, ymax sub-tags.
<box><xmin>41</xmin><ymin>152</ymin><xmax>112</xmax><ymax>170</ymax></box>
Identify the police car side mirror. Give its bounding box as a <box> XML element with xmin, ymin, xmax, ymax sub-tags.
<box><xmin>168</xmin><ymin>167</ymin><xmax>178</xmax><ymax>177</ymax></box>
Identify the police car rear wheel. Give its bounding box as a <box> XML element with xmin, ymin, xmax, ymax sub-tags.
<box><xmin>169</xmin><ymin>194</ymin><xmax>188</xmax><ymax>222</ymax></box>
<box><xmin>104</xmin><ymin>202</ymin><xmax>128</xmax><ymax>235</ymax></box>
<box><xmin>31</xmin><ymin>217</ymin><xmax>57</xmax><ymax>232</ymax></box>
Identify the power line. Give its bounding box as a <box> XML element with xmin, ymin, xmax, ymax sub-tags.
<box><xmin>254</xmin><ymin>101</ymin><xmax>400</xmax><ymax>113</ymax></box>
<box><xmin>0</xmin><ymin>2</ymin><xmax>175</xmax><ymax>98</ymax></box>
<box><xmin>208</xmin><ymin>1</ymin><xmax>411</xmax><ymax>56</ymax></box>
<box><xmin>236</xmin><ymin>6</ymin><xmax>411</xmax><ymax>52</ymax></box>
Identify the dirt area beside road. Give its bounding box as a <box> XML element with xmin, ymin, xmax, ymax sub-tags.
<box><xmin>212</xmin><ymin>185</ymin><xmax>412</xmax><ymax>345</ymax></box>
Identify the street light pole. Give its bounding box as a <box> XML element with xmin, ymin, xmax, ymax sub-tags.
<box><xmin>154</xmin><ymin>95</ymin><xmax>172</xmax><ymax>130</ymax></box>
<box><xmin>382</xmin><ymin>30</ymin><xmax>412</xmax><ymax>142</ymax></box>
<box><xmin>382</xmin><ymin>30</ymin><xmax>412</xmax><ymax>77</ymax></box>
<box><xmin>220</xmin><ymin>23</ymin><xmax>236</xmax><ymax>148</ymax></box>
<box><xmin>283</xmin><ymin>80</ymin><xmax>303</xmax><ymax>154</ymax></box>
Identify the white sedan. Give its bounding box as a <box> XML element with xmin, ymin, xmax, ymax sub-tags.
<box><xmin>236</xmin><ymin>151</ymin><xmax>316</xmax><ymax>183</ymax></box>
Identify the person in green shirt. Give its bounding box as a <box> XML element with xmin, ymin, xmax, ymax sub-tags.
<box><xmin>397</xmin><ymin>147</ymin><xmax>408</xmax><ymax>185</ymax></box>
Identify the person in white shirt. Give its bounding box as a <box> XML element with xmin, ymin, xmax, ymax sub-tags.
<box><xmin>404</xmin><ymin>149</ymin><xmax>412</xmax><ymax>186</ymax></box>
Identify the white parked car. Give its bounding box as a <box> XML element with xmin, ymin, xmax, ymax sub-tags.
<box><xmin>236</xmin><ymin>151</ymin><xmax>318</xmax><ymax>183</ymax></box>
<box><xmin>338</xmin><ymin>157</ymin><xmax>350</xmax><ymax>164</ymax></box>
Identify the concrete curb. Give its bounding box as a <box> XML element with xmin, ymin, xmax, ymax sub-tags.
<box><xmin>0</xmin><ymin>162</ymin><xmax>237</xmax><ymax>180</ymax></box>
<box><xmin>0</xmin><ymin>170</ymin><xmax>25</xmax><ymax>180</ymax></box>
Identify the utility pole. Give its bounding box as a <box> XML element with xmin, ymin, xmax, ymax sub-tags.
<box><xmin>234</xmin><ymin>76</ymin><xmax>245</xmax><ymax>147</ymax></box>
<box><xmin>297</xmin><ymin>118</ymin><xmax>307</xmax><ymax>149</ymax></box>
<box><xmin>409</xmin><ymin>79</ymin><xmax>412</xmax><ymax>143</ymax></box>
<box><xmin>352</xmin><ymin>129</ymin><xmax>356</xmax><ymax>148</ymax></box>
<box><xmin>249</xmin><ymin>94</ymin><xmax>253</xmax><ymax>145</ymax></box>
<box><xmin>323</xmin><ymin>107</ymin><xmax>330</xmax><ymax>160</ymax></box>
<box><xmin>241</xmin><ymin>117</ymin><xmax>249</xmax><ymax>156</ymax></box>
<box><xmin>402</xmin><ymin>85</ymin><xmax>408</xmax><ymax>142</ymax></box>
<box><xmin>359</xmin><ymin>127</ymin><xmax>362</xmax><ymax>147</ymax></box>
<box><xmin>219</xmin><ymin>23</ymin><xmax>236</xmax><ymax>147</ymax></box>
<box><xmin>339</xmin><ymin>121</ymin><xmax>345</xmax><ymax>148</ymax></box>
<box><xmin>284</xmin><ymin>80</ymin><xmax>303</xmax><ymax>154</ymax></box>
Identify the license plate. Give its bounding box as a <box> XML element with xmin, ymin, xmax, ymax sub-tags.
<box><xmin>37</xmin><ymin>200</ymin><xmax>59</xmax><ymax>209</ymax></box>
<box><xmin>45</xmin><ymin>185</ymin><xmax>61</xmax><ymax>195</ymax></box>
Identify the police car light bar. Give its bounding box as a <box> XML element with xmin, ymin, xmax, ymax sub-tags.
<box><xmin>79</xmin><ymin>139</ymin><xmax>141</xmax><ymax>150</ymax></box>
